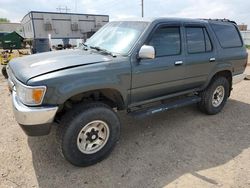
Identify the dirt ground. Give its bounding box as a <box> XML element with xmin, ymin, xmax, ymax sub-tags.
<box><xmin>0</xmin><ymin>63</ymin><xmax>250</xmax><ymax>188</ymax></box>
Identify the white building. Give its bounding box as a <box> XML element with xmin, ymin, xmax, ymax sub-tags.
<box><xmin>21</xmin><ymin>11</ymin><xmax>109</xmax><ymax>40</ymax></box>
<box><xmin>21</xmin><ymin>11</ymin><xmax>109</xmax><ymax>53</ymax></box>
<box><xmin>241</xmin><ymin>31</ymin><xmax>250</xmax><ymax>45</ymax></box>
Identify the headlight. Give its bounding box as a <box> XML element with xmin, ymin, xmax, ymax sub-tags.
<box><xmin>15</xmin><ymin>82</ymin><xmax>46</xmax><ymax>106</ymax></box>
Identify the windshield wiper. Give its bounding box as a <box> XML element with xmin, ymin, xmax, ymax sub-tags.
<box><xmin>81</xmin><ymin>43</ymin><xmax>88</xmax><ymax>50</ymax></box>
<box><xmin>90</xmin><ymin>46</ymin><xmax>116</xmax><ymax>57</ymax></box>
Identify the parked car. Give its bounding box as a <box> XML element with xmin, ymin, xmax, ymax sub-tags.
<box><xmin>7</xmin><ymin>18</ymin><xmax>248</xmax><ymax>166</ymax></box>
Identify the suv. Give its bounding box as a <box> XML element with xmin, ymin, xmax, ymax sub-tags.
<box><xmin>7</xmin><ymin>18</ymin><xmax>247</xmax><ymax>166</ymax></box>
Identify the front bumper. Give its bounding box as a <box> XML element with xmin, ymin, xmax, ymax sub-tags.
<box><xmin>12</xmin><ymin>90</ymin><xmax>58</xmax><ymax>136</ymax></box>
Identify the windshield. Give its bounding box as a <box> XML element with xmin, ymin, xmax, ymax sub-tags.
<box><xmin>85</xmin><ymin>21</ymin><xmax>149</xmax><ymax>55</ymax></box>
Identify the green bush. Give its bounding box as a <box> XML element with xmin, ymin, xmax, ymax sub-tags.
<box><xmin>246</xmin><ymin>45</ymin><xmax>250</xmax><ymax>49</ymax></box>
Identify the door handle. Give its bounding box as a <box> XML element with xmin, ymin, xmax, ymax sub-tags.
<box><xmin>209</xmin><ymin>57</ymin><xmax>216</xmax><ymax>62</ymax></box>
<box><xmin>175</xmin><ymin>61</ymin><xmax>183</xmax><ymax>65</ymax></box>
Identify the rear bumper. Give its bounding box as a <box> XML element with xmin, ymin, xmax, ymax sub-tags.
<box><xmin>232</xmin><ymin>73</ymin><xmax>246</xmax><ymax>85</ymax></box>
<box><xmin>12</xmin><ymin>90</ymin><xmax>58</xmax><ymax>136</ymax></box>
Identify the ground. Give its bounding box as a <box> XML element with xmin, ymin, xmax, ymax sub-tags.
<box><xmin>0</xmin><ymin>61</ymin><xmax>250</xmax><ymax>188</ymax></box>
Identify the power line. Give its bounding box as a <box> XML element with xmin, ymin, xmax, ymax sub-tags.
<box><xmin>56</xmin><ymin>6</ymin><xmax>70</xmax><ymax>13</ymax></box>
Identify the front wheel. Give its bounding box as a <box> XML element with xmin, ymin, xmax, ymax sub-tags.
<box><xmin>57</xmin><ymin>102</ymin><xmax>120</xmax><ymax>167</ymax></box>
<box><xmin>198</xmin><ymin>77</ymin><xmax>230</xmax><ymax>115</ymax></box>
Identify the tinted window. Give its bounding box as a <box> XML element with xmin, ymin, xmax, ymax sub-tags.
<box><xmin>204</xmin><ymin>29</ymin><xmax>212</xmax><ymax>51</ymax></box>
<box><xmin>186</xmin><ymin>27</ymin><xmax>212</xmax><ymax>53</ymax></box>
<box><xmin>149</xmin><ymin>27</ymin><xmax>181</xmax><ymax>57</ymax></box>
<box><xmin>211</xmin><ymin>23</ymin><xmax>242</xmax><ymax>48</ymax></box>
<box><xmin>186</xmin><ymin>27</ymin><xmax>205</xmax><ymax>53</ymax></box>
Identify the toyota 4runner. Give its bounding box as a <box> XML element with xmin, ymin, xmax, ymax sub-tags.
<box><xmin>7</xmin><ymin>18</ymin><xmax>248</xmax><ymax>166</ymax></box>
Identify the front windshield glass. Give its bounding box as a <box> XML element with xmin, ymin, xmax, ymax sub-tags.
<box><xmin>85</xmin><ymin>21</ymin><xmax>149</xmax><ymax>55</ymax></box>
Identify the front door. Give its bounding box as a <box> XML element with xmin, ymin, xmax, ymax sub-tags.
<box><xmin>131</xmin><ymin>24</ymin><xmax>186</xmax><ymax>104</ymax></box>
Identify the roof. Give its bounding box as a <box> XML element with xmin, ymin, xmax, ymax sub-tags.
<box><xmin>115</xmin><ymin>17</ymin><xmax>207</xmax><ymax>23</ymax></box>
<box><xmin>114</xmin><ymin>17</ymin><xmax>237</xmax><ymax>25</ymax></box>
<box><xmin>0</xmin><ymin>23</ymin><xmax>21</xmax><ymax>25</ymax></box>
<box><xmin>21</xmin><ymin>11</ymin><xmax>109</xmax><ymax>22</ymax></box>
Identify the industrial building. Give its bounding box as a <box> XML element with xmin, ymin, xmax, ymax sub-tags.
<box><xmin>0</xmin><ymin>23</ymin><xmax>24</xmax><ymax>37</ymax></box>
<box><xmin>238</xmin><ymin>24</ymin><xmax>248</xmax><ymax>31</ymax></box>
<box><xmin>21</xmin><ymin>11</ymin><xmax>109</xmax><ymax>52</ymax></box>
<box><xmin>241</xmin><ymin>31</ymin><xmax>250</xmax><ymax>45</ymax></box>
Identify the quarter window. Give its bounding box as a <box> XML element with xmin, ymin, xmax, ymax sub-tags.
<box><xmin>186</xmin><ymin>27</ymin><xmax>212</xmax><ymax>54</ymax></box>
<box><xmin>211</xmin><ymin>23</ymin><xmax>242</xmax><ymax>48</ymax></box>
<box><xmin>204</xmin><ymin>29</ymin><xmax>212</xmax><ymax>51</ymax></box>
<box><xmin>148</xmin><ymin>27</ymin><xmax>181</xmax><ymax>57</ymax></box>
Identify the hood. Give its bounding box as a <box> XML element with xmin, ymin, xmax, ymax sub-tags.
<box><xmin>9</xmin><ymin>49</ymin><xmax>111</xmax><ymax>83</ymax></box>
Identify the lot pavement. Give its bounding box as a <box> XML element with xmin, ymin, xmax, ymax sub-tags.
<box><xmin>0</xmin><ymin>65</ymin><xmax>249</xmax><ymax>188</ymax></box>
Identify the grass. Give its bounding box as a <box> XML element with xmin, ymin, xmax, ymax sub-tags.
<box><xmin>246</xmin><ymin>45</ymin><xmax>250</xmax><ymax>49</ymax></box>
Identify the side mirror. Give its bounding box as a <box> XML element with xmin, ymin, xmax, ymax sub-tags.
<box><xmin>138</xmin><ymin>45</ymin><xmax>155</xmax><ymax>59</ymax></box>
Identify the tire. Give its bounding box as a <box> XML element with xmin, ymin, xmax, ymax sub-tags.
<box><xmin>57</xmin><ymin>102</ymin><xmax>120</xmax><ymax>167</ymax></box>
<box><xmin>1</xmin><ymin>66</ymin><xmax>8</xmax><ymax>79</ymax></box>
<box><xmin>198</xmin><ymin>76</ymin><xmax>230</xmax><ymax>115</ymax></box>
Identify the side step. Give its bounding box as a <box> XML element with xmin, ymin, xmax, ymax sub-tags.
<box><xmin>130</xmin><ymin>95</ymin><xmax>201</xmax><ymax>118</ymax></box>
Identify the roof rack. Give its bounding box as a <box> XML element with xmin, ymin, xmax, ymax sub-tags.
<box><xmin>199</xmin><ymin>18</ymin><xmax>237</xmax><ymax>25</ymax></box>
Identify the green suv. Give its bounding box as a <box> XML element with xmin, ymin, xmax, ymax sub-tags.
<box><xmin>7</xmin><ymin>18</ymin><xmax>247</xmax><ymax>166</ymax></box>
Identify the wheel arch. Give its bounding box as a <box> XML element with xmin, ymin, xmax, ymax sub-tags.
<box><xmin>202</xmin><ymin>69</ymin><xmax>232</xmax><ymax>96</ymax></box>
<box><xmin>58</xmin><ymin>88</ymin><xmax>126</xmax><ymax>114</ymax></box>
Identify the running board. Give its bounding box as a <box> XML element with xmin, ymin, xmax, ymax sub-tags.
<box><xmin>130</xmin><ymin>96</ymin><xmax>201</xmax><ymax>118</ymax></box>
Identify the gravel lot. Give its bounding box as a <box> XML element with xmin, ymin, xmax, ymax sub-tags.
<box><xmin>0</xmin><ymin>64</ymin><xmax>250</xmax><ymax>188</ymax></box>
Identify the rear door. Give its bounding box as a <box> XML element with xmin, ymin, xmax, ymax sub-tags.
<box><xmin>210</xmin><ymin>22</ymin><xmax>248</xmax><ymax>75</ymax></box>
<box><xmin>182</xmin><ymin>24</ymin><xmax>217</xmax><ymax>89</ymax></box>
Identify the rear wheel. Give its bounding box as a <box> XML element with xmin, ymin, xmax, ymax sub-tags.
<box><xmin>198</xmin><ymin>76</ymin><xmax>230</xmax><ymax>115</ymax></box>
<box><xmin>57</xmin><ymin>102</ymin><xmax>120</xmax><ymax>167</ymax></box>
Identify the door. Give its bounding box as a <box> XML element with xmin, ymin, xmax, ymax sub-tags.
<box><xmin>183</xmin><ymin>25</ymin><xmax>217</xmax><ymax>89</ymax></box>
<box><xmin>131</xmin><ymin>24</ymin><xmax>186</xmax><ymax>104</ymax></box>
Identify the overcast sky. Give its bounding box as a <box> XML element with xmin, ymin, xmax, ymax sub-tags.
<box><xmin>1</xmin><ymin>0</ymin><xmax>250</xmax><ymax>26</ymax></box>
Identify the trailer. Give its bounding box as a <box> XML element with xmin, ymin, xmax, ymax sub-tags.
<box><xmin>21</xmin><ymin>11</ymin><xmax>109</xmax><ymax>53</ymax></box>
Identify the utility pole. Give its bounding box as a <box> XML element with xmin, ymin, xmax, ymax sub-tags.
<box><xmin>75</xmin><ymin>0</ymin><xmax>77</xmax><ymax>13</ymax></box>
<box><xmin>141</xmin><ymin>0</ymin><xmax>144</xmax><ymax>17</ymax></box>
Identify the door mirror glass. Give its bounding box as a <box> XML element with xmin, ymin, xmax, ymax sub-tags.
<box><xmin>138</xmin><ymin>45</ymin><xmax>155</xmax><ymax>59</ymax></box>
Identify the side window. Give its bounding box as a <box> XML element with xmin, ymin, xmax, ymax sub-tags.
<box><xmin>186</xmin><ymin>27</ymin><xmax>212</xmax><ymax>54</ymax></box>
<box><xmin>148</xmin><ymin>27</ymin><xmax>181</xmax><ymax>57</ymax></box>
<box><xmin>211</xmin><ymin>23</ymin><xmax>242</xmax><ymax>48</ymax></box>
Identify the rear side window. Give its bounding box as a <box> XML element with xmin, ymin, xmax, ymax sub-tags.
<box><xmin>186</xmin><ymin>27</ymin><xmax>212</xmax><ymax>53</ymax></box>
<box><xmin>211</xmin><ymin>23</ymin><xmax>242</xmax><ymax>48</ymax></box>
<box><xmin>148</xmin><ymin>27</ymin><xmax>181</xmax><ymax>57</ymax></box>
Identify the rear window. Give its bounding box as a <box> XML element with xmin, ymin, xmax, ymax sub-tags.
<box><xmin>211</xmin><ymin>23</ymin><xmax>243</xmax><ymax>48</ymax></box>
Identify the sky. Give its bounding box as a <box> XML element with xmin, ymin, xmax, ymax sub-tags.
<box><xmin>0</xmin><ymin>0</ymin><xmax>250</xmax><ymax>26</ymax></box>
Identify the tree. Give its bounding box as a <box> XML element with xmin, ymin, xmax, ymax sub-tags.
<box><xmin>0</xmin><ymin>18</ymin><xmax>10</xmax><ymax>23</ymax></box>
